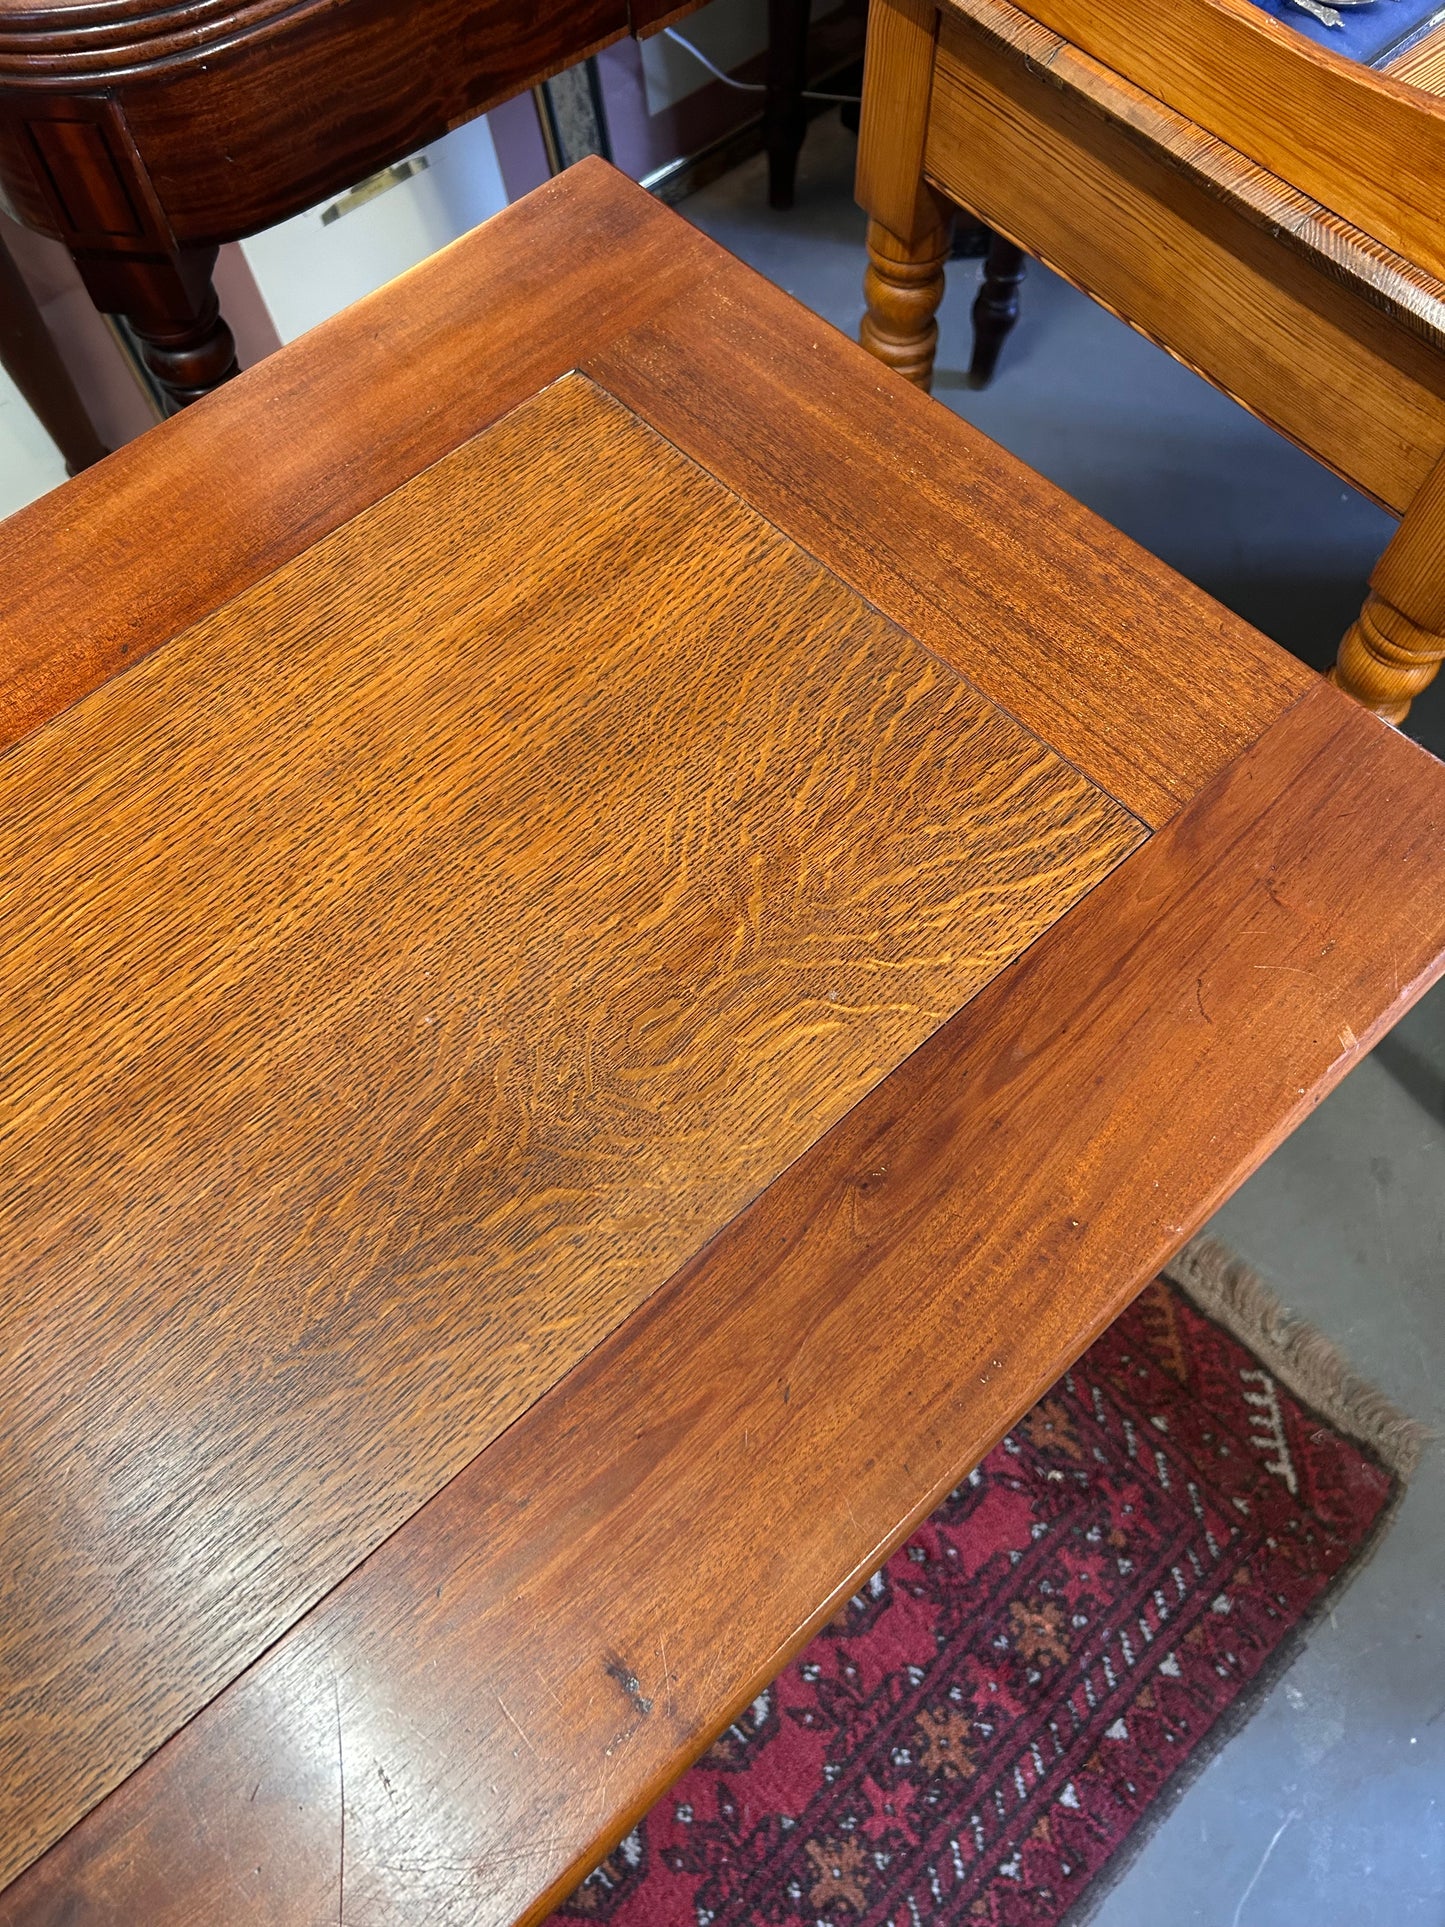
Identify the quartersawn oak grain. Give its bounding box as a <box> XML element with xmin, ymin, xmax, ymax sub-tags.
<box><xmin>582</xmin><ymin>274</ymin><xmax>1312</xmax><ymax>823</ymax></box>
<box><xmin>0</xmin><ymin>165</ymin><xmax>694</xmax><ymax>753</ymax></box>
<box><xmin>0</xmin><ymin>160</ymin><xmax>1308</xmax><ymax>830</ymax></box>
<box><xmin>0</xmin><ymin>371</ymin><xmax>1142</xmax><ymax>1891</ymax></box>
<box><xmin>7</xmin><ymin>682</ymin><xmax>1442</xmax><ymax>1927</ymax></box>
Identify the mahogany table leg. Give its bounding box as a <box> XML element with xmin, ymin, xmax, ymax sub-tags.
<box><xmin>951</xmin><ymin>219</ymin><xmax>993</xmax><ymax>259</ymax></box>
<box><xmin>860</xmin><ymin>204</ymin><xmax>954</xmax><ymax>390</ymax></box>
<box><xmin>1331</xmin><ymin>449</ymin><xmax>1445</xmax><ymax>724</ymax></box>
<box><xmin>77</xmin><ymin>245</ymin><xmax>238</xmax><ymax>415</ymax></box>
<box><xmin>766</xmin><ymin>0</ymin><xmax>812</xmax><ymax>211</ymax></box>
<box><xmin>127</xmin><ymin>266</ymin><xmax>238</xmax><ymax>413</ymax></box>
<box><xmin>0</xmin><ymin>227</ymin><xmax>107</xmax><ymax>473</ymax></box>
<box><xmin>966</xmin><ymin>231</ymin><xmax>1025</xmax><ymax>389</ymax></box>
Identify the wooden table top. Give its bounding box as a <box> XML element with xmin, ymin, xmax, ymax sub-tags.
<box><xmin>2</xmin><ymin>159</ymin><xmax>1443</xmax><ymax>1926</ymax></box>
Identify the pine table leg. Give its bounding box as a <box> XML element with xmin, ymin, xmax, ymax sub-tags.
<box><xmin>1332</xmin><ymin>451</ymin><xmax>1445</xmax><ymax>723</ymax></box>
<box><xmin>861</xmin><ymin>205</ymin><xmax>953</xmax><ymax>389</ymax></box>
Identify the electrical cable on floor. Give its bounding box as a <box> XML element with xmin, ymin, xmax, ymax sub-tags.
<box><xmin>661</xmin><ymin>28</ymin><xmax>861</xmax><ymax>104</ymax></box>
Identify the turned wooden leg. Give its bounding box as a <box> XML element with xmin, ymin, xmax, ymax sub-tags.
<box><xmin>766</xmin><ymin>0</ymin><xmax>812</xmax><ymax>211</ymax></box>
<box><xmin>77</xmin><ymin>245</ymin><xmax>237</xmax><ymax>415</ymax></box>
<box><xmin>966</xmin><ymin>233</ymin><xmax>1025</xmax><ymax>390</ymax></box>
<box><xmin>860</xmin><ymin>207</ymin><xmax>953</xmax><ymax>391</ymax></box>
<box><xmin>131</xmin><ymin>283</ymin><xmax>238</xmax><ymax>413</ymax></box>
<box><xmin>1332</xmin><ymin>594</ymin><xmax>1445</xmax><ymax>726</ymax></box>
<box><xmin>1330</xmin><ymin>449</ymin><xmax>1445</xmax><ymax>724</ymax></box>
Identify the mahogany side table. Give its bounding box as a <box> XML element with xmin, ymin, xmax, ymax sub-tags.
<box><xmin>0</xmin><ymin>0</ymin><xmax>700</xmax><ymax>413</ymax></box>
<box><xmin>1</xmin><ymin>160</ymin><xmax>1442</xmax><ymax>1927</ymax></box>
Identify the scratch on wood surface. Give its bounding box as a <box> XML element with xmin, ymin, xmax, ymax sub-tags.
<box><xmin>333</xmin><ymin>1677</ymin><xmax>346</xmax><ymax>1927</ymax></box>
<box><xmin>497</xmin><ymin>1694</ymin><xmax>538</xmax><ymax>1756</ymax></box>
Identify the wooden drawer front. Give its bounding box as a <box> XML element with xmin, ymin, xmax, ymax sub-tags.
<box><xmin>927</xmin><ymin>10</ymin><xmax>1445</xmax><ymax>514</ymax></box>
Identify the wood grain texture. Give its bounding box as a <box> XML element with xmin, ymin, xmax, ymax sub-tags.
<box><xmin>0</xmin><ymin>163</ymin><xmax>703</xmax><ymax>753</ymax></box>
<box><xmin>0</xmin><ymin>161</ymin><xmax>1309</xmax><ymax>831</ymax></box>
<box><xmin>1387</xmin><ymin>21</ymin><xmax>1445</xmax><ymax>93</ymax></box>
<box><xmin>995</xmin><ymin>0</ymin><xmax>1445</xmax><ymax>286</ymax></box>
<box><xmin>0</xmin><ymin>0</ymin><xmax>626</xmax><ymax>241</ymax></box>
<box><xmin>8</xmin><ymin>681</ymin><xmax>1443</xmax><ymax>1927</ymax></box>
<box><xmin>860</xmin><ymin>204</ymin><xmax>954</xmax><ymax>384</ymax></box>
<box><xmin>1334</xmin><ymin>445</ymin><xmax>1445</xmax><ymax>718</ymax></box>
<box><xmin>854</xmin><ymin>0</ymin><xmax>943</xmax><ymax>240</ymax></box>
<box><xmin>581</xmin><ymin>262</ymin><xmax>1313</xmax><ymax>825</ymax></box>
<box><xmin>924</xmin><ymin>2</ymin><xmax>1445</xmax><ymax>513</ymax></box>
<box><xmin>0</xmin><ymin>369</ymin><xmax>1142</xmax><ymax>1891</ymax></box>
<box><xmin>942</xmin><ymin>0</ymin><xmax>1445</xmax><ymax>356</ymax></box>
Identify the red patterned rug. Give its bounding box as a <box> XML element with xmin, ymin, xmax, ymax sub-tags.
<box><xmin>557</xmin><ymin>1241</ymin><xmax>1422</xmax><ymax>1927</ymax></box>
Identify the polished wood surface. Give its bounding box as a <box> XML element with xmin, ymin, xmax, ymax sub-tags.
<box><xmin>1334</xmin><ymin>446</ymin><xmax>1445</xmax><ymax>721</ymax></box>
<box><xmin>860</xmin><ymin>203</ymin><xmax>955</xmax><ymax>384</ymax></box>
<box><xmin>0</xmin><ymin>365</ymin><xmax>1141</xmax><ymax>1886</ymax></box>
<box><xmin>0</xmin><ymin>167</ymin><xmax>696</xmax><ymax>752</ymax></box>
<box><xmin>0</xmin><ymin>0</ymin><xmax>632</xmax><ymax>406</ymax></box>
<box><xmin>2</xmin><ymin>160</ymin><xmax>1442</xmax><ymax>1925</ymax></box>
<box><xmin>941</xmin><ymin>0</ymin><xmax>1445</xmax><ymax>362</ymax></box>
<box><xmin>1388</xmin><ymin>21</ymin><xmax>1445</xmax><ymax>92</ymax></box>
<box><xmin>854</xmin><ymin>0</ymin><xmax>1445</xmax><ymax>718</ymax></box>
<box><xmin>581</xmin><ymin>271</ymin><xmax>1310</xmax><ymax>826</ymax></box>
<box><xmin>0</xmin><ymin>0</ymin><xmax>751</xmax><ymax>409</ymax></box>
<box><xmin>1017</xmin><ymin>0</ymin><xmax>1445</xmax><ymax>286</ymax></box>
<box><xmin>924</xmin><ymin>0</ymin><xmax>1445</xmax><ymax>515</ymax></box>
<box><xmin>0</xmin><ymin>165</ymin><xmax>1308</xmax><ymax>825</ymax></box>
<box><xmin>0</xmin><ymin>0</ymin><xmax>837</xmax><ymax>411</ymax></box>
<box><xmin>5</xmin><ymin>678</ymin><xmax>1443</xmax><ymax>1927</ymax></box>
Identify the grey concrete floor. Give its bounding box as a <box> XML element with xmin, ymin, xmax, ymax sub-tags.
<box><xmin>682</xmin><ymin>116</ymin><xmax>1445</xmax><ymax>1927</ymax></box>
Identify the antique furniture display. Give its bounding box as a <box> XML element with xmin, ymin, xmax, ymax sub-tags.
<box><xmin>2</xmin><ymin>160</ymin><xmax>1443</xmax><ymax>1927</ymax></box>
<box><xmin>0</xmin><ymin>0</ymin><xmax>718</xmax><ymax>414</ymax></box>
<box><xmin>854</xmin><ymin>0</ymin><xmax>1445</xmax><ymax>724</ymax></box>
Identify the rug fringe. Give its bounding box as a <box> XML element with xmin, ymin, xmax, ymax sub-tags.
<box><xmin>1164</xmin><ymin>1236</ymin><xmax>1430</xmax><ymax>1483</ymax></box>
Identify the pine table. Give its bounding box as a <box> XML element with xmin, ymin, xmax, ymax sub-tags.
<box><xmin>2</xmin><ymin>159</ymin><xmax>1443</xmax><ymax>1927</ymax></box>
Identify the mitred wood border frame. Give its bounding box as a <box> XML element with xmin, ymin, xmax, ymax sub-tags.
<box><xmin>4</xmin><ymin>678</ymin><xmax>1443</xmax><ymax>1927</ymax></box>
<box><xmin>0</xmin><ymin>159</ymin><xmax>1307</xmax><ymax>828</ymax></box>
<box><xmin>5</xmin><ymin>161</ymin><xmax>1438</xmax><ymax>1927</ymax></box>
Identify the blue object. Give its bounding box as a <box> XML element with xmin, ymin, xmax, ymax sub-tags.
<box><xmin>1249</xmin><ymin>0</ymin><xmax>1445</xmax><ymax>67</ymax></box>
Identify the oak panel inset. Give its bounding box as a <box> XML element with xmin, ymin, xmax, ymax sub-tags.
<box><xmin>584</xmin><ymin>277</ymin><xmax>1312</xmax><ymax>824</ymax></box>
<box><xmin>0</xmin><ymin>162</ymin><xmax>1310</xmax><ymax>828</ymax></box>
<box><xmin>0</xmin><ymin>371</ymin><xmax>1141</xmax><ymax>1887</ymax></box>
<box><xmin>9</xmin><ymin>682</ymin><xmax>1443</xmax><ymax>1927</ymax></box>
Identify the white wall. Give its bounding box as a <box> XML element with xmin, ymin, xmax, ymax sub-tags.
<box><xmin>0</xmin><ymin>363</ymin><xmax>67</xmax><ymax>520</ymax></box>
<box><xmin>642</xmin><ymin>0</ymin><xmax>772</xmax><ymax>114</ymax></box>
<box><xmin>240</xmin><ymin>114</ymin><xmax>510</xmax><ymax>345</ymax></box>
<box><xmin>642</xmin><ymin>0</ymin><xmax>844</xmax><ymax>114</ymax></box>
